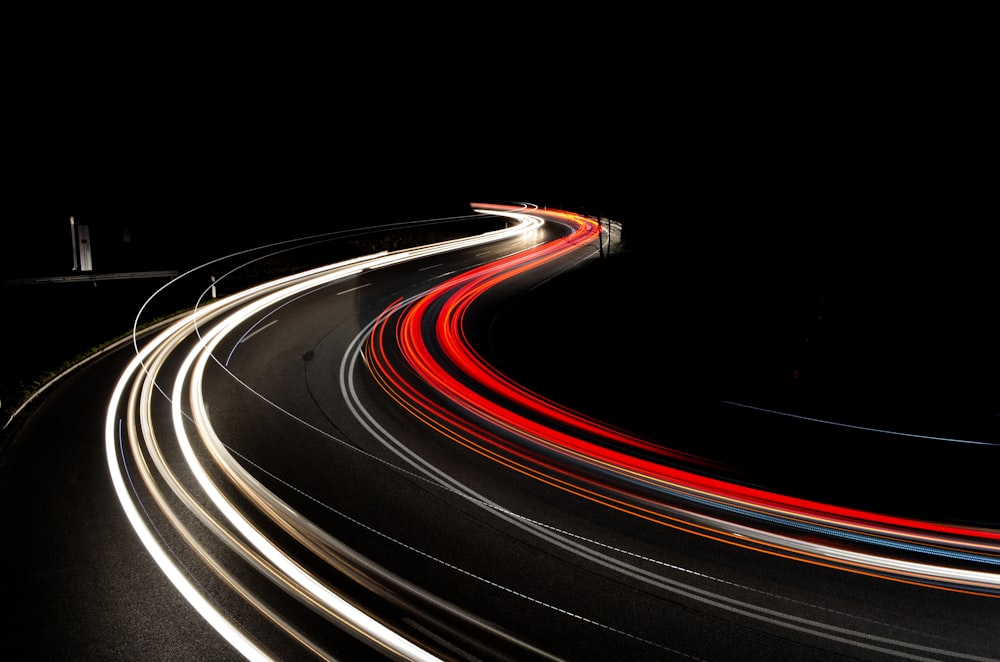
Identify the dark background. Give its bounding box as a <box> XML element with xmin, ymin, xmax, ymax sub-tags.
<box><xmin>4</xmin><ymin>28</ymin><xmax>995</xmax><ymax>443</ymax></box>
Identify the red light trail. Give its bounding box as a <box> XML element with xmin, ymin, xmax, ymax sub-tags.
<box><xmin>364</xmin><ymin>203</ymin><xmax>1000</xmax><ymax>598</ymax></box>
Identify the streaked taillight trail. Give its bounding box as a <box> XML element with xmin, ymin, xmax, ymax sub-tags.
<box><xmin>105</xmin><ymin>202</ymin><xmax>999</xmax><ymax>661</ymax></box>
<box><xmin>365</xmin><ymin>204</ymin><xmax>1000</xmax><ymax>597</ymax></box>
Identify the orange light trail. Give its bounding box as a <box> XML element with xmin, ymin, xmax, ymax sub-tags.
<box><xmin>363</xmin><ymin>203</ymin><xmax>1000</xmax><ymax>597</ymax></box>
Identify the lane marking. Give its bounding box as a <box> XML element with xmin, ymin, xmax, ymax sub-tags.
<box><xmin>338</xmin><ymin>283</ymin><xmax>371</xmax><ymax>295</ymax></box>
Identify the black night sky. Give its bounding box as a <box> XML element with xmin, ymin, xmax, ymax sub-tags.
<box><xmin>4</xmin><ymin>38</ymin><xmax>995</xmax><ymax>444</ymax></box>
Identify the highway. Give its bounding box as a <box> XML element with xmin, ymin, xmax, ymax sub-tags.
<box><xmin>2</xmin><ymin>203</ymin><xmax>998</xmax><ymax>661</ymax></box>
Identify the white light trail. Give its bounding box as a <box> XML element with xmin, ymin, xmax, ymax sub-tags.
<box><xmin>106</xmin><ymin>343</ymin><xmax>274</xmax><ymax>662</ymax></box>
<box><xmin>721</xmin><ymin>399</ymin><xmax>999</xmax><ymax>446</ymax></box>
<box><xmin>102</xmin><ymin>204</ymin><xmax>999</xmax><ymax>661</ymax></box>
<box><xmin>105</xmin><ymin>212</ymin><xmax>543</xmax><ymax>660</ymax></box>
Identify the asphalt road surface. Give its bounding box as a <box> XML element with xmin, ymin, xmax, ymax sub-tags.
<box><xmin>2</xmin><ymin>207</ymin><xmax>997</xmax><ymax>661</ymax></box>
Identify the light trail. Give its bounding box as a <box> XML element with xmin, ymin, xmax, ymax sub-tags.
<box><xmin>720</xmin><ymin>399</ymin><xmax>1000</xmax><ymax>446</ymax></box>
<box><xmin>350</xmin><ymin>204</ymin><xmax>1000</xmax><ymax>659</ymax></box>
<box><xmin>102</xmin><ymin>202</ymin><xmax>999</xmax><ymax>660</ymax></box>
<box><xmin>105</xmin><ymin>210</ymin><xmax>547</xmax><ymax>661</ymax></box>
<box><xmin>362</xmin><ymin>205</ymin><xmax>1000</xmax><ymax>598</ymax></box>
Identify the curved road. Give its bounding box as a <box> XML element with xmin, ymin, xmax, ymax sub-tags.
<box><xmin>2</xmin><ymin>204</ymin><xmax>998</xmax><ymax>660</ymax></box>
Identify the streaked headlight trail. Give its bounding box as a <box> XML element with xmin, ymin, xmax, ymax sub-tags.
<box><xmin>107</xmin><ymin>210</ymin><xmax>546</xmax><ymax>660</ymax></box>
<box><xmin>106</xmin><ymin>203</ymin><xmax>999</xmax><ymax>660</ymax></box>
